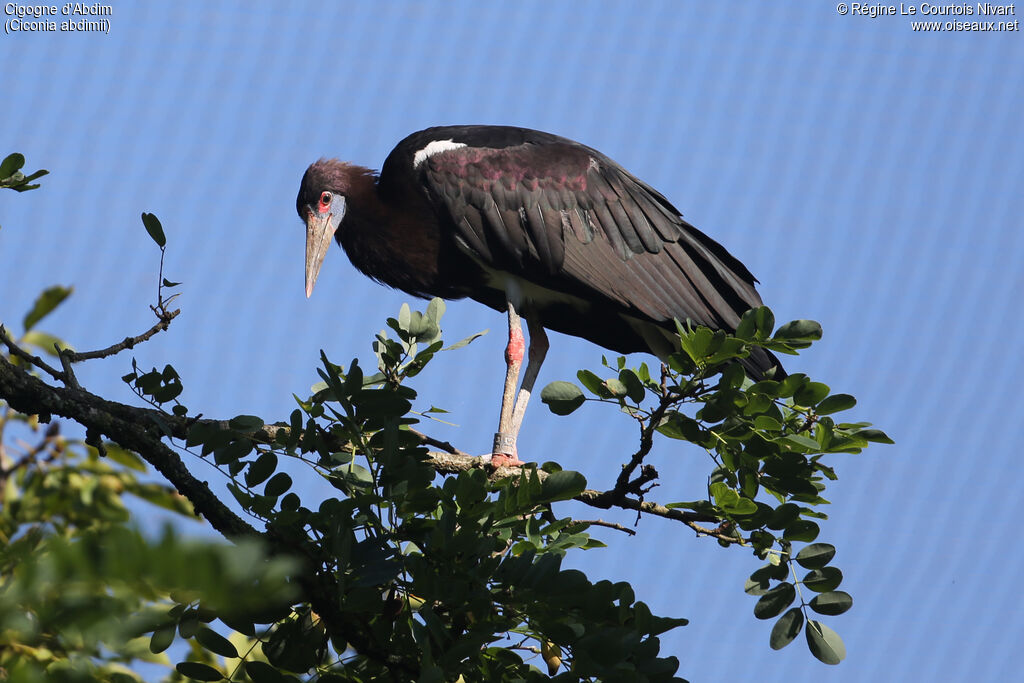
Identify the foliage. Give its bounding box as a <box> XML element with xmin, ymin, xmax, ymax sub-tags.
<box><xmin>539</xmin><ymin>308</ymin><xmax>891</xmax><ymax>663</ymax></box>
<box><xmin>0</xmin><ymin>153</ymin><xmax>47</xmax><ymax>194</ymax></box>
<box><xmin>0</xmin><ymin>154</ymin><xmax>890</xmax><ymax>681</ymax></box>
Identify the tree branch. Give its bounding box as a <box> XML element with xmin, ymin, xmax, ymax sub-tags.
<box><xmin>63</xmin><ymin>308</ymin><xmax>180</xmax><ymax>363</ymax></box>
<box><xmin>0</xmin><ymin>353</ymin><xmax>258</xmax><ymax>540</ymax></box>
<box><xmin>0</xmin><ymin>353</ymin><xmax>421</xmax><ymax>677</ymax></box>
<box><xmin>413</xmin><ymin>446</ymin><xmax>730</xmax><ymax>537</ymax></box>
<box><xmin>0</xmin><ymin>354</ymin><xmax>732</xmax><ymax>550</ymax></box>
<box><xmin>0</xmin><ymin>325</ymin><xmax>63</xmax><ymax>381</ymax></box>
<box><xmin>610</xmin><ymin>393</ymin><xmax>676</xmax><ymax>499</ymax></box>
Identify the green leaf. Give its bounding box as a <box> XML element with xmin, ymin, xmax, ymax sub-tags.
<box><xmin>753</xmin><ymin>415</ymin><xmax>783</xmax><ymax>431</ymax></box>
<box><xmin>244</xmin><ymin>661</ymin><xmax>284</xmax><ymax>683</ymax></box>
<box><xmin>795</xmin><ymin>543</ymin><xmax>836</xmax><ymax>569</ymax></box>
<box><xmin>803</xmin><ymin>566</ymin><xmax>843</xmax><ymax>592</ymax></box>
<box><xmin>2</xmin><ymin>161</ymin><xmax>48</xmax><ymax>191</ymax></box>
<box><xmin>397</xmin><ymin>303</ymin><xmax>411</xmax><ymax>333</ymax></box>
<box><xmin>105</xmin><ymin>443</ymin><xmax>147</xmax><ymax>472</ymax></box>
<box><xmin>774</xmin><ymin>319</ymin><xmax>822</xmax><ymax>342</ymax></box>
<box><xmin>399</xmin><ymin>304</ymin><xmax>439</xmax><ymax>340</ymax></box>
<box><xmin>737</xmin><ymin>306</ymin><xmax>775</xmax><ymax>339</ymax></box>
<box><xmin>657</xmin><ymin>412</ymin><xmax>705</xmax><ymax>442</ymax></box>
<box><xmin>604</xmin><ymin>377</ymin><xmax>628</xmax><ymax>397</ymax></box>
<box><xmin>214</xmin><ymin>438</ymin><xmax>252</xmax><ymax>465</ymax></box>
<box><xmin>710</xmin><ymin>483</ymin><xmax>758</xmax><ymax>515</ymax></box>
<box><xmin>735</xmin><ymin>307</ymin><xmax>758</xmax><ymax>340</ymax></box>
<box><xmin>677</xmin><ymin>325</ymin><xmax>719</xmax><ymax>364</ymax></box>
<box><xmin>264</xmin><ymin>472</ymin><xmax>292</xmax><ymax>497</ymax></box>
<box><xmin>149</xmin><ymin>622</ymin><xmax>177</xmax><ymax>653</ymax></box>
<box><xmin>426</xmin><ymin>297</ymin><xmax>446</xmax><ymax>325</ymax></box>
<box><xmin>815</xmin><ymin>393</ymin><xmax>856</xmax><ymax>415</ymax></box>
<box><xmin>333</xmin><ymin>463</ymin><xmax>373</xmax><ymax>489</ymax></box>
<box><xmin>793</xmin><ymin>382</ymin><xmax>830</xmax><ymax>407</ymax></box>
<box><xmin>540</xmin><ymin>381</ymin><xmax>585</xmax><ymax>415</ymax></box>
<box><xmin>0</xmin><ymin>152</ymin><xmax>25</xmax><ymax>178</ymax></box>
<box><xmin>16</xmin><ymin>168</ymin><xmax>49</xmax><ymax>189</ymax></box>
<box><xmin>174</xmin><ymin>661</ymin><xmax>224</xmax><ymax>681</ymax></box>
<box><xmin>227</xmin><ymin>482</ymin><xmax>253</xmax><ymax>509</ymax></box>
<box><xmin>444</xmin><ymin>329</ymin><xmax>487</xmax><ymax>350</ymax></box>
<box><xmin>196</xmin><ymin>626</ymin><xmax>239</xmax><ymax>658</ymax></box>
<box><xmin>753</xmin><ymin>582</ymin><xmax>796</xmax><ymax>620</ymax></box>
<box><xmin>666</xmin><ymin>499</ymin><xmax>717</xmax><ymax>515</ymax></box>
<box><xmin>141</xmin><ymin>212</ymin><xmax>166</xmax><ymax>248</ymax></box>
<box><xmin>229</xmin><ymin>415</ymin><xmax>264</xmax><ymax>431</ymax></box>
<box><xmin>745</xmin><ymin>564</ymin><xmax>788</xmax><ymax>595</ymax></box>
<box><xmin>856</xmin><ymin>428</ymin><xmax>895</xmax><ymax>444</ymax></box>
<box><xmin>769</xmin><ymin>607</ymin><xmax>804</xmax><ymax>650</ymax></box>
<box><xmin>540</xmin><ymin>470</ymin><xmax>587</xmax><ymax>502</ymax></box>
<box><xmin>245</xmin><ymin>452</ymin><xmax>278</xmax><ymax>487</ymax></box>
<box><xmin>809</xmin><ymin>591</ymin><xmax>853</xmax><ymax>616</ymax></box>
<box><xmin>783</xmin><ymin>520</ymin><xmax>820</xmax><ymax>543</ymax></box>
<box><xmin>767</xmin><ymin>503</ymin><xmax>801</xmax><ymax>530</ymax></box>
<box><xmin>618</xmin><ymin>369</ymin><xmax>646</xmax><ymax>402</ymax></box>
<box><xmin>777</xmin><ymin>434</ymin><xmax>821</xmax><ymax>453</ymax></box>
<box><xmin>577</xmin><ymin>369</ymin><xmax>611</xmax><ymax>398</ymax></box>
<box><xmin>805</xmin><ymin>619</ymin><xmax>846</xmax><ymax>664</ymax></box>
<box><xmin>130</xmin><ymin>482</ymin><xmax>195</xmax><ymax>516</ymax></box>
<box><xmin>23</xmin><ymin>285</ymin><xmax>72</xmax><ymax>332</ymax></box>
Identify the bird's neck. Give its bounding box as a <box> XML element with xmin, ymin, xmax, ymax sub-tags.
<box><xmin>338</xmin><ymin>168</ymin><xmax>449</xmax><ymax>297</ymax></box>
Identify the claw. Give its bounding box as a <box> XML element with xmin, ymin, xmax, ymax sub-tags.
<box><xmin>489</xmin><ymin>451</ymin><xmax>524</xmax><ymax>468</ymax></box>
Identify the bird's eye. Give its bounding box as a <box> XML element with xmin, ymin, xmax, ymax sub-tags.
<box><xmin>320</xmin><ymin>192</ymin><xmax>332</xmax><ymax>206</ymax></box>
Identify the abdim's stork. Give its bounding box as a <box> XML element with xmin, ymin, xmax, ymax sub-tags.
<box><xmin>298</xmin><ymin>125</ymin><xmax>781</xmax><ymax>467</ymax></box>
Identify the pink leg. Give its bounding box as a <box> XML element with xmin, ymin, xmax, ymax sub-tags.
<box><xmin>492</xmin><ymin>302</ymin><xmax>526</xmax><ymax>468</ymax></box>
<box><xmin>511</xmin><ymin>319</ymin><xmax>548</xmax><ymax>435</ymax></box>
<box><xmin>491</xmin><ymin>308</ymin><xmax>549</xmax><ymax>468</ymax></box>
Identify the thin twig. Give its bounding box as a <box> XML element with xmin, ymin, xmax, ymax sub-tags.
<box><xmin>408</xmin><ymin>427</ymin><xmax>466</xmax><ymax>456</ymax></box>
<box><xmin>570</xmin><ymin>519</ymin><xmax>636</xmax><ymax>536</ymax></box>
<box><xmin>0</xmin><ymin>325</ymin><xmax>63</xmax><ymax>381</ymax></box>
<box><xmin>611</xmin><ymin>394</ymin><xmax>675</xmax><ymax>498</ymax></box>
<box><xmin>63</xmin><ymin>309</ymin><xmax>179</xmax><ymax>363</ymax></box>
<box><xmin>55</xmin><ymin>345</ymin><xmax>80</xmax><ymax>389</ymax></box>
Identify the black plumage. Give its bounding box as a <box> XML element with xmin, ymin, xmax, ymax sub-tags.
<box><xmin>298</xmin><ymin>125</ymin><xmax>781</xmax><ymax>378</ymax></box>
<box><xmin>298</xmin><ymin>126</ymin><xmax>782</xmax><ymax>465</ymax></box>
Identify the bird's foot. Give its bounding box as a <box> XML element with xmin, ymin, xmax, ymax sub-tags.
<box><xmin>489</xmin><ymin>452</ymin><xmax>525</xmax><ymax>468</ymax></box>
<box><xmin>490</xmin><ymin>432</ymin><xmax>523</xmax><ymax>468</ymax></box>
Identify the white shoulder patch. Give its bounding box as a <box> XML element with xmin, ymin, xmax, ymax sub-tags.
<box><xmin>413</xmin><ymin>139</ymin><xmax>467</xmax><ymax>168</ymax></box>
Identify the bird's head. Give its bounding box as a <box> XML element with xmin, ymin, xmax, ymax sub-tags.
<box><xmin>297</xmin><ymin>160</ymin><xmax>383</xmax><ymax>297</ymax></box>
<box><xmin>297</xmin><ymin>159</ymin><xmax>352</xmax><ymax>298</ymax></box>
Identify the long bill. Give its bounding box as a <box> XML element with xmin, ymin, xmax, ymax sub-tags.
<box><xmin>304</xmin><ymin>200</ymin><xmax>345</xmax><ymax>298</ymax></box>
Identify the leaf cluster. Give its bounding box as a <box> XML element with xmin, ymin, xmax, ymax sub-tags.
<box><xmin>539</xmin><ymin>307</ymin><xmax>891</xmax><ymax>664</ymax></box>
<box><xmin>170</xmin><ymin>300</ymin><xmax>689</xmax><ymax>681</ymax></box>
<box><xmin>1</xmin><ymin>334</ymin><xmax>294</xmax><ymax>682</ymax></box>
<box><xmin>0</xmin><ymin>152</ymin><xmax>48</xmax><ymax>193</ymax></box>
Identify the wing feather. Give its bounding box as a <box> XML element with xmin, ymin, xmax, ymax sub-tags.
<box><xmin>416</xmin><ymin>136</ymin><xmax>765</xmax><ymax>335</ymax></box>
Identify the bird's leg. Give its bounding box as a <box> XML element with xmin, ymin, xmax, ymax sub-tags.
<box><xmin>510</xmin><ymin>318</ymin><xmax>548</xmax><ymax>436</ymax></box>
<box><xmin>492</xmin><ymin>301</ymin><xmax>526</xmax><ymax>468</ymax></box>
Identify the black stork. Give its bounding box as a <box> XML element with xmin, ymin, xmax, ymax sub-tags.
<box><xmin>298</xmin><ymin>125</ymin><xmax>781</xmax><ymax>467</ymax></box>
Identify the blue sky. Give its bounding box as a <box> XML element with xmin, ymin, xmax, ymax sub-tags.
<box><xmin>3</xmin><ymin>2</ymin><xmax>1022</xmax><ymax>680</ymax></box>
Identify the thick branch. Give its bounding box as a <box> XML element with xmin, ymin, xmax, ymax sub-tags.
<box><xmin>415</xmin><ymin>446</ymin><xmax>730</xmax><ymax>538</ymax></box>
<box><xmin>0</xmin><ymin>373</ymin><xmax>730</xmax><ymax>545</ymax></box>
<box><xmin>0</xmin><ymin>353</ymin><xmax>257</xmax><ymax>540</ymax></box>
